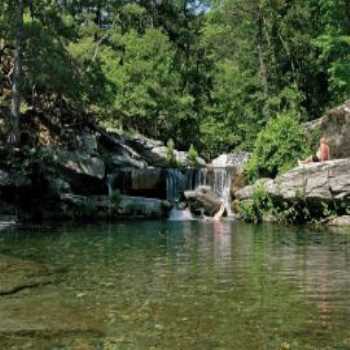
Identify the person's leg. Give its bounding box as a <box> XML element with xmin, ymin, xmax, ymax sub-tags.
<box><xmin>213</xmin><ymin>203</ymin><xmax>225</xmax><ymax>221</ymax></box>
<box><xmin>298</xmin><ymin>156</ymin><xmax>313</xmax><ymax>166</ymax></box>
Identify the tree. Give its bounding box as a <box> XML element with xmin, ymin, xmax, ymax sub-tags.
<box><xmin>9</xmin><ymin>0</ymin><xmax>24</xmax><ymax>144</ymax></box>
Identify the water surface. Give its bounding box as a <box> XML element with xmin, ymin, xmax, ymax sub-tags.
<box><xmin>0</xmin><ymin>221</ymin><xmax>350</xmax><ymax>349</ymax></box>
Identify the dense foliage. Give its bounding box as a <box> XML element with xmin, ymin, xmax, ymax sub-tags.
<box><xmin>1</xmin><ymin>0</ymin><xmax>350</xmax><ymax>157</ymax></box>
<box><xmin>245</xmin><ymin>113</ymin><xmax>309</xmax><ymax>181</ymax></box>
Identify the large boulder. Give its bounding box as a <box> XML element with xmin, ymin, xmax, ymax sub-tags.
<box><xmin>109</xmin><ymin>153</ymin><xmax>148</xmax><ymax>169</ymax></box>
<box><xmin>235</xmin><ymin>159</ymin><xmax>350</xmax><ymax>205</ymax></box>
<box><xmin>118</xmin><ymin>195</ymin><xmax>172</xmax><ymax>219</ymax></box>
<box><xmin>56</xmin><ymin>150</ymin><xmax>105</xmax><ymax>180</ymax></box>
<box><xmin>140</xmin><ymin>146</ymin><xmax>205</xmax><ymax>168</ymax></box>
<box><xmin>184</xmin><ymin>186</ymin><xmax>223</xmax><ymax>216</ymax></box>
<box><xmin>210</xmin><ymin>152</ymin><xmax>250</xmax><ymax>171</ymax></box>
<box><xmin>305</xmin><ymin>100</ymin><xmax>350</xmax><ymax>159</ymax></box>
<box><xmin>55</xmin><ymin>150</ymin><xmax>107</xmax><ymax>195</ymax></box>
<box><xmin>120</xmin><ymin>132</ymin><xmax>206</xmax><ymax>167</ymax></box>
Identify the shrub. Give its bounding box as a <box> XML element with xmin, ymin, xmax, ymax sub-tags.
<box><xmin>239</xmin><ymin>184</ymin><xmax>272</xmax><ymax>223</ymax></box>
<box><xmin>187</xmin><ymin>144</ymin><xmax>199</xmax><ymax>166</ymax></box>
<box><xmin>166</xmin><ymin>138</ymin><xmax>178</xmax><ymax>167</ymax></box>
<box><xmin>245</xmin><ymin>112</ymin><xmax>310</xmax><ymax>182</ymax></box>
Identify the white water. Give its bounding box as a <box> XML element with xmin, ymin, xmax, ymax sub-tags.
<box><xmin>166</xmin><ymin>166</ymin><xmax>235</xmax><ymax>220</ymax></box>
<box><xmin>168</xmin><ymin>208</ymin><xmax>194</xmax><ymax>221</ymax></box>
<box><xmin>195</xmin><ymin>167</ymin><xmax>234</xmax><ymax>217</ymax></box>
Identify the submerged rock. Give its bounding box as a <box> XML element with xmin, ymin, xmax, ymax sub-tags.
<box><xmin>0</xmin><ymin>291</ymin><xmax>104</xmax><ymax>341</ymax></box>
<box><xmin>0</xmin><ymin>255</ymin><xmax>59</xmax><ymax>296</ymax></box>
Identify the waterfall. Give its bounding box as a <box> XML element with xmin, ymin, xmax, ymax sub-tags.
<box><xmin>166</xmin><ymin>166</ymin><xmax>235</xmax><ymax>219</ymax></box>
<box><xmin>166</xmin><ymin>169</ymin><xmax>194</xmax><ymax>203</ymax></box>
<box><xmin>107</xmin><ymin>174</ymin><xmax>113</xmax><ymax>198</ymax></box>
<box><xmin>194</xmin><ymin>167</ymin><xmax>235</xmax><ymax>217</ymax></box>
<box><xmin>212</xmin><ymin>167</ymin><xmax>234</xmax><ymax>216</ymax></box>
<box><xmin>166</xmin><ymin>169</ymin><xmax>195</xmax><ymax>221</ymax></box>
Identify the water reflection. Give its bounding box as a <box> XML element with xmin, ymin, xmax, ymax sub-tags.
<box><xmin>0</xmin><ymin>222</ymin><xmax>350</xmax><ymax>349</ymax></box>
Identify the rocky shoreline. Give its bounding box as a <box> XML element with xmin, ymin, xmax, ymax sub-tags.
<box><xmin>1</xmin><ymin>100</ymin><xmax>350</xmax><ymax>227</ymax></box>
<box><xmin>0</xmin><ymin>122</ymin><xmax>206</xmax><ymax>222</ymax></box>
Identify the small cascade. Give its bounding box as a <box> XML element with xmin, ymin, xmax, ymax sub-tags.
<box><xmin>165</xmin><ymin>165</ymin><xmax>235</xmax><ymax>220</ymax></box>
<box><xmin>107</xmin><ymin>174</ymin><xmax>114</xmax><ymax>198</ymax></box>
<box><xmin>166</xmin><ymin>169</ymin><xmax>197</xmax><ymax>221</ymax></box>
<box><xmin>106</xmin><ymin>174</ymin><xmax>114</xmax><ymax>216</ymax></box>
<box><xmin>212</xmin><ymin>168</ymin><xmax>234</xmax><ymax>216</ymax></box>
<box><xmin>166</xmin><ymin>169</ymin><xmax>192</xmax><ymax>203</ymax></box>
<box><xmin>195</xmin><ymin>167</ymin><xmax>235</xmax><ymax>217</ymax></box>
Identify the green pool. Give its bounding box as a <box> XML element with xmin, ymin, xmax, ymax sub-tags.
<box><xmin>0</xmin><ymin>221</ymin><xmax>349</xmax><ymax>349</ymax></box>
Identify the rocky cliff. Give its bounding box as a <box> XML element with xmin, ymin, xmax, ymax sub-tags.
<box><xmin>305</xmin><ymin>100</ymin><xmax>350</xmax><ymax>159</ymax></box>
<box><xmin>235</xmin><ymin>159</ymin><xmax>350</xmax><ymax>224</ymax></box>
<box><xmin>0</xmin><ymin>112</ymin><xmax>206</xmax><ymax>221</ymax></box>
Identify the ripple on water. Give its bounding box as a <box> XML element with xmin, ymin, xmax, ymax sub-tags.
<box><xmin>0</xmin><ymin>221</ymin><xmax>350</xmax><ymax>349</ymax></box>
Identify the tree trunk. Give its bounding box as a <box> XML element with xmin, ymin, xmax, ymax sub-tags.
<box><xmin>256</xmin><ymin>7</ymin><xmax>268</xmax><ymax>97</ymax></box>
<box><xmin>9</xmin><ymin>0</ymin><xmax>24</xmax><ymax>145</ymax></box>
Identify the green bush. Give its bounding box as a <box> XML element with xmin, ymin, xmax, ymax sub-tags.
<box><xmin>187</xmin><ymin>144</ymin><xmax>199</xmax><ymax>166</ymax></box>
<box><xmin>166</xmin><ymin>139</ymin><xmax>178</xmax><ymax>167</ymax></box>
<box><xmin>239</xmin><ymin>184</ymin><xmax>272</xmax><ymax>223</ymax></box>
<box><xmin>245</xmin><ymin>112</ymin><xmax>310</xmax><ymax>182</ymax></box>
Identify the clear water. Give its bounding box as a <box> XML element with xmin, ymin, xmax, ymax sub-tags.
<box><xmin>1</xmin><ymin>221</ymin><xmax>350</xmax><ymax>349</ymax></box>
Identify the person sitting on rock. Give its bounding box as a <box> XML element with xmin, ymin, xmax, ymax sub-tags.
<box><xmin>298</xmin><ymin>137</ymin><xmax>330</xmax><ymax>166</ymax></box>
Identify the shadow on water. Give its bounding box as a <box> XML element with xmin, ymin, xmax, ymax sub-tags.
<box><xmin>1</xmin><ymin>221</ymin><xmax>350</xmax><ymax>349</ymax></box>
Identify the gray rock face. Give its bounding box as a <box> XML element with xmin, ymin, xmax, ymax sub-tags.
<box><xmin>102</xmin><ymin>130</ymin><xmax>206</xmax><ymax>168</ymax></box>
<box><xmin>108</xmin><ymin>168</ymin><xmax>166</xmax><ymax>199</ymax></box>
<box><xmin>118</xmin><ymin>195</ymin><xmax>172</xmax><ymax>219</ymax></box>
<box><xmin>54</xmin><ymin>150</ymin><xmax>107</xmax><ymax>195</ymax></box>
<box><xmin>59</xmin><ymin>194</ymin><xmax>171</xmax><ymax>220</ymax></box>
<box><xmin>234</xmin><ymin>178</ymin><xmax>271</xmax><ymax>201</ymax></box>
<box><xmin>210</xmin><ymin>152</ymin><xmax>250</xmax><ymax>171</ymax></box>
<box><xmin>109</xmin><ymin>153</ymin><xmax>148</xmax><ymax>169</ymax></box>
<box><xmin>140</xmin><ymin>146</ymin><xmax>205</xmax><ymax>168</ymax></box>
<box><xmin>125</xmin><ymin>133</ymin><xmax>164</xmax><ymax>151</ymax></box>
<box><xmin>236</xmin><ymin>159</ymin><xmax>350</xmax><ymax>204</ymax></box>
<box><xmin>305</xmin><ymin>100</ymin><xmax>350</xmax><ymax>159</ymax></box>
<box><xmin>57</xmin><ymin>151</ymin><xmax>105</xmax><ymax>180</ymax></box>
